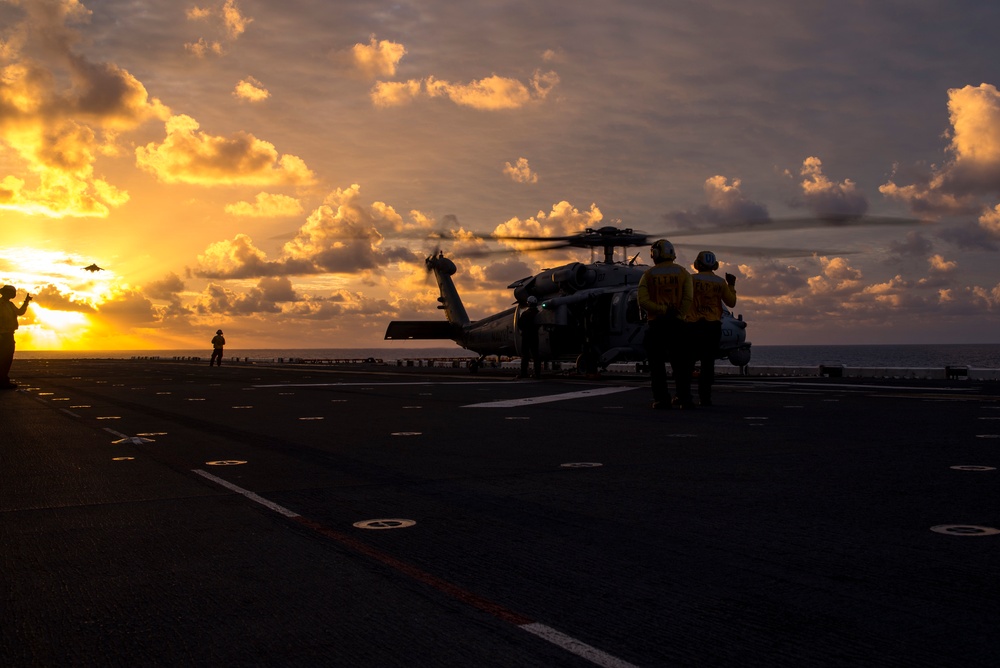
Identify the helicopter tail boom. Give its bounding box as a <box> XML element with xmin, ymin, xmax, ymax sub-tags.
<box><xmin>384</xmin><ymin>320</ymin><xmax>461</xmax><ymax>341</ymax></box>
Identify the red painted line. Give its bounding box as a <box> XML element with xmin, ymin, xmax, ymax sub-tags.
<box><xmin>291</xmin><ymin>516</ymin><xmax>533</xmax><ymax>626</ymax></box>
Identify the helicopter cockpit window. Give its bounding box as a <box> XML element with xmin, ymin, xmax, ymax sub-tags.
<box><xmin>626</xmin><ymin>291</ymin><xmax>642</xmax><ymax>324</ymax></box>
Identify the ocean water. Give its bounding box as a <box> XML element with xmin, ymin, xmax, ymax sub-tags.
<box><xmin>15</xmin><ymin>344</ymin><xmax>1000</xmax><ymax>368</ymax></box>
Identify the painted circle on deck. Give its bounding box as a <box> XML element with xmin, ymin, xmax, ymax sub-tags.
<box><xmin>950</xmin><ymin>465</ymin><xmax>996</xmax><ymax>471</ymax></box>
<box><xmin>353</xmin><ymin>519</ymin><xmax>416</xmax><ymax>530</ymax></box>
<box><xmin>206</xmin><ymin>460</ymin><xmax>247</xmax><ymax>466</ymax></box>
<box><xmin>560</xmin><ymin>462</ymin><xmax>603</xmax><ymax>468</ymax></box>
<box><xmin>391</xmin><ymin>431</ymin><xmax>422</xmax><ymax>436</ymax></box>
<box><xmin>975</xmin><ymin>434</ymin><xmax>1000</xmax><ymax>439</ymax></box>
<box><xmin>112</xmin><ymin>456</ymin><xmax>135</xmax><ymax>461</ymax></box>
<box><xmin>930</xmin><ymin>524</ymin><xmax>1000</xmax><ymax>536</ymax></box>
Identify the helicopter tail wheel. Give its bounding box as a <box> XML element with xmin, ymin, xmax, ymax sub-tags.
<box><xmin>576</xmin><ymin>351</ymin><xmax>600</xmax><ymax>376</ymax></box>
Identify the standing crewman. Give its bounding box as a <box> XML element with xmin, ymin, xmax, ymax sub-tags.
<box><xmin>0</xmin><ymin>285</ymin><xmax>32</xmax><ymax>389</ymax></box>
<box><xmin>517</xmin><ymin>296</ymin><xmax>542</xmax><ymax>379</ymax></box>
<box><xmin>209</xmin><ymin>329</ymin><xmax>226</xmax><ymax>367</ymax></box>
<box><xmin>688</xmin><ymin>251</ymin><xmax>737</xmax><ymax>406</ymax></box>
<box><xmin>638</xmin><ymin>240</ymin><xmax>694</xmax><ymax>409</ymax></box>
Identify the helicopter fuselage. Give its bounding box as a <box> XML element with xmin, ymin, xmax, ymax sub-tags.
<box><xmin>384</xmin><ymin>252</ymin><xmax>751</xmax><ymax>372</ymax></box>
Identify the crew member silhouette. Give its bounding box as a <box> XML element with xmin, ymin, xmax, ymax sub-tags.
<box><xmin>638</xmin><ymin>240</ymin><xmax>694</xmax><ymax>409</ymax></box>
<box><xmin>688</xmin><ymin>251</ymin><xmax>737</xmax><ymax>406</ymax></box>
<box><xmin>1</xmin><ymin>285</ymin><xmax>32</xmax><ymax>389</ymax></box>
<box><xmin>209</xmin><ymin>329</ymin><xmax>226</xmax><ymax>367</ymax></box>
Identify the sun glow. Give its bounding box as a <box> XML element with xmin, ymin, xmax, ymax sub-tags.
<box><xmin>14</xmin><ymin>307</ymin><xmax>91</xmax><ymax>350</ymax></box>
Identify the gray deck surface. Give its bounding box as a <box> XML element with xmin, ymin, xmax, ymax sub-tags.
<box><xmin>3</xmin><ymin>359</ymin><xmax>998</xmax><ymax>666</ymax></box>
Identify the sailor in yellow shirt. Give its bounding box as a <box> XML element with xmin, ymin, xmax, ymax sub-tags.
<box><xmin>688</xmin><ymin>251</ymin><xmax>737</xmax><ymax>406</ymax></box>
<box><xmin>637</xmin><ymin>240</ymin><xmax>694</xmax><ymax>409</ymax></box>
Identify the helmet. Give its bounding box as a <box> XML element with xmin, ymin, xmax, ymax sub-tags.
<box><xmin>0</xmin><ymin>285</ymin><xmax>15</xmax><ymax>298</ymax></box>
<box><xmin>650</xmin><ymin>239</ymin><xmax>676</xmax><ymax>262</ymax></box>
<box><xmin>526</xmin><ymin>296</ymin><xmax>538</xmax><ymax>305</ymax></box>
<box><xmin>694</xmin><ymin>250</ymin><xmax>719</xmax><ymax>272</ymax></box>
<box><xmin>216</xmin><ymin>329</ymin><xmax>223</xmax><ymax>334</ymax></box>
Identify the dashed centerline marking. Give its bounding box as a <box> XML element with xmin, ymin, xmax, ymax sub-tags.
<box><xmin>192</xmin><ymin>469</ymin><xmax>637</xmax><ymax>668</ymax></box>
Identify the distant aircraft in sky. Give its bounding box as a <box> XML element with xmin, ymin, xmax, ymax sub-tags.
<box><xmin>83</xmin><ymin>263</ymin><xmax>104</xmax><ymax>272</ymax></box>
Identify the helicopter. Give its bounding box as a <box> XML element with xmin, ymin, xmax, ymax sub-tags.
<box><xmin>384</xmin><ymin>215</ymin><xmax>927</xmax><ymax>373</ymax></box>
<box><xmin>384</xmin><ymin>226</ymin><xmax>752</xmax><ymax>374</ymax></box>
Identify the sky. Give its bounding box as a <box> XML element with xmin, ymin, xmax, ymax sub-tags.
<box><xmin>2</xmin><ymin>0</ymin><xmax>1000</xmax><ymax>351</ymax></box>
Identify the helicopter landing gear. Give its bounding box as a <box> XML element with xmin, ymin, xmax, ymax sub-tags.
<box><xmin>575</xmin><ymin>350</ymin><xmax>601</xmax><ymax>376</ymax></box>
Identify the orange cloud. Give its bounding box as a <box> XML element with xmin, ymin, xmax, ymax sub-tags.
<box><xmin>371</xmin><ymin>70</ymin><xmax>559</xmax><ymax>110</ymax></box>
<box><xmin>799</xmin><ymin>157</ymin><xmax>868</xmax><ymax>218</ymax></box>
<box><xmin>880</xmin><ymin>83</ymin><xmax>1000</xmax><ymax>219</ymax></box>
<box><xmin>338</xmin><ymin>36</ymin><xmax>407</xmax><ymax>79</ymax></box>
<box><xmin>225</xmin><ymin>192</ymin><xmax>303</xmax><ymax>217</ymax></box>
<box><xmin>663</xmin><ymin>176</ymin><xmax>769</xmax><ymax>228</ymax></box>
<box><xmin>233</xmin><ymin>76</ymin><xmax>270</xmax><ymax>102</ymax></box>
<box><xmin>135</xmin><ymin>114</ymin><xmax>316</xmax><ymax>186</ymax></box>
<box><xmin>0</xmin><ymin>1</ymin><xmax>169</xmax><ymax>217</ymax></box>
<box><xmin>503</xmin><ymin>157</ymin><xmax>538</xmax><ymax>184</ymax></box>
<box><xmin>185</xmin><ymin>0</ymin><xmax>252</xmax><ymax>57</ymax></box>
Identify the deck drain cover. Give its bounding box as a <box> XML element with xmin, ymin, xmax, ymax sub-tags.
<box><xmin>930</xmin><ymin>525</ymin><xmax>1000</xmax><ymax>536</ymax></box>
<box><xmin>353</xmin><ymin>519</ymin><xmax>415</xmax><ymax>530</ymax></box>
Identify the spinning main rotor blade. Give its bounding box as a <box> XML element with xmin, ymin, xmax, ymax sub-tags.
<box><xmin>648</xmin><ymin>215</ymin><xmax>930</xmax><ymax>239</ymax></box>
<box><xmin>672</xmin><ymin>243</ymin><xmax>854</xmax><ymax>258</ymax></box>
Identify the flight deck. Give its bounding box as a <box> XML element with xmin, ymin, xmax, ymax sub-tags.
<box><xmin>3</xmin><ymin>358</ymin><xmax>998</xmax><ymax>666</ymax></box>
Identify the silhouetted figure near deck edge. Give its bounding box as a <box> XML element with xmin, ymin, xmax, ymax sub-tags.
<box><xmin>1</xmin><ymin>285</ymin><xmax>32</xmax><ymax>389</ymax></box>
<box><xmin>210</xmin><ymin>329</ymin><xmax>225</xmax><ymax>367</ymax></box>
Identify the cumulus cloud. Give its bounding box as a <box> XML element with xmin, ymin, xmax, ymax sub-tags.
<box><xmin>144</xmin><ymin>272</ymin><xmax>185</xmax><ymax>301</ymax></box>
<box><xmin>225</xmin><ymin>192</ymin><xmax>303</xmax><ymax>217</ymax></box>
<box><xmin>662</xmin><ymin>176</ymin><xmax>770</xmax><ymax>228</ymax></box>
<box><xmin>185</xmin><ymin>0</ymin><xmax>252</xmax><ymax>57</ymax></box>
<box><xmin>135</xmin><ymin>114</ymin><xmax>316</xmax><ymax>186</ymax></box>
<box><xmin>979</xmin><ymin>204</ymin><xmax>1000</xmax><ymax>235</ymax></box>
<box><xmin>370</xmin><ymin>80</ymin><xmax>423</xmax><ymax>107</ymax></box>
<box><xmin>233</xmin><ymin>76</ymin><xmax>269</xmax><ymax>102</ymax></box>
<box><xmin>193</xmin><ymin>276</ymin><xmax>294</xmax><ymax>316</ymax></box>
<box><xmin>94</xmin><ymin>286</ymin><xmax>158</xmax><ymax>325</ymax></box>
<box><xmin>799</xmin><ymin>157</ymin><xmax>869</xmax><ymax>218</ymax></box>
<box><xmin>335</xmin><ymin>36</ymin><xmax>407</xmax><ymax>79</ymax></box>
<box><xmin>33</xmin><ymin>283</ymin><xmax>96</xmax><ymax>313</ymax></box>
<box><xmin>0</xmin><ymin>0</ymin><xmax>169</xmax><ymax>217</ymax></box>
<box><xmin>194</xmin><ymin>185</ymin><xmax>436</xmax><ymax>279</ymax></box>
<box><xmin>493</xmin><ymin>201</ymin><xmax>603</xmax><ymax>251</ymax></box>
<box><xmin>503</xmin><ymin>157</ymin><xmax>538</xmax><ymax>184</ymax></box>
<box><xmin>928</xmin><ymin>254</ymin><xmax>957</xmax><ymax>274</ymax></box>
<box><xmin>371</xmin><ymin>70</ymin><xmax>559</xmax><ymax>110</ymax></box>
<box><xmin>880</xmin><ymin>84</ymin><xmax>1000</xmax><ymax>226</ymax></box>
<box><xmin>282</xmin><ymin>184</ymin><xmax>405</xmax><ymax>272</ymax></box>
<box><xmin>194</xmin><ymin>233</ymin><xmax>314</xmax><ymax>278</ymax></box>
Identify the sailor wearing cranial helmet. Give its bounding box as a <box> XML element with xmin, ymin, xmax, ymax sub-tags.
<box><xmin>637</xmin><ymin>240</ymin><xmax>694</xmax><ymax>410</ymax></box>
<box><xmin>687</xmin><ymin>251</ymin><xmax>737</xmax><ymax>406</ymax></box>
